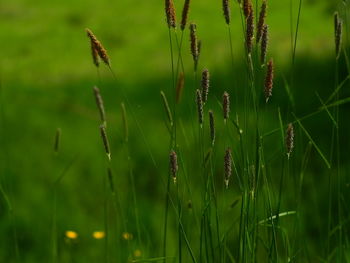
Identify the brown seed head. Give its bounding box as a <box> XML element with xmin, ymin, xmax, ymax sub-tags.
<box><xmin>99</xmin><ymin>124</ymin><xmax>111</xmax><ymax>160</ymax></box>
<box><xmin>190</xmin><ymin>23</ymin><xmax>199</xmax><ymax>70</ymax></box>
<box><xmin>196</xmin><ymin>89</ymin><xmax>204</xmax><ymax>126</ymax></box>
<box><xmin>224</xmin><ymin>148</ymin><xmax>232</xmax><ymax>188</ymax></box>
<box><xmin>223</xmin><ymin>91</ymin><xmax>230</xmax><ymax>122</ymax></box>
<box><xmin>243</xmin><ymin>0</ymin><xmax>252</xmax><ymax>18</ymax></box>
<box><xmin>176</xmin><ymin>72</ymin><xmax>185</xmax><ymax>104</ymax></box>
<box><xmin>222</xmin><ymin>0</ymin><xmax>231</xmax><ymax>25</ymax></box>
<box><xmin>260</xmin><ymin>25</ymin><xmax>269</xmax><ymax>65</ymax></box>
<box><xmin>93</xmin><ymin>86</ymin><xmax>106</xmax><ymax>125</ymax></box>
<box><xmin>256</xmin><ymin>0</ymin><xmax>267</xmax><ymax>43</ymax></box>
<box><xmin>246</xmin><ymin>10</ymin><xmax>254</xmax><ymax>54</ymax></box>
<box><xmin>181</xmin><ymin>0</ymin><xmax>191</xmax><ymax>30</ymax></box>
<box><xmin>286</xmin><ymin>123</ymin><xmax>294</xmax><ymax>159</ymax></box>
<box><xmin>209</xmin><ymin>110</ymin><xmax>215</xmax><ymax>146</ymax></box>
<box><xmin>91</xmin><ymin>42</ymin><xmax>100</xmax><ymax>67</ymax></box>
<box><xmin>201</xmin><ymin>69</ymin><xmax>210</xmax><ymax>103</ymax></box>
<box><xmin>264</xmin><ymin>59</ymin><xmax>274</xmax><ymax>102</ymax></box>
<box><xmin>169</xmin><ymin>150</ymin><xmax>178</xmax><ymax>183</ymax></box>
<box><xmin>86</xmin><ymin>28</ymin><xmax>110</xmax><ymax>66</ymax></box>
<box><xmin>165</xmin><ymin>0</ymin><xmax>177</xmax><ymax>28</ymax></box>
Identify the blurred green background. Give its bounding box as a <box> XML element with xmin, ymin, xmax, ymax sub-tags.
<box><xmin>1</xmin><ymin>0</ymin><xmax>350</xmax><ymax>262</ymax></box>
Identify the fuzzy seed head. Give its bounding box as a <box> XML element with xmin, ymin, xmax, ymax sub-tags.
<box><xmin>93</xmin><ymin>86</ymin><xmax>106</xmax><ymax>124</ymax></box>
<box><xmin>260</xmin><ymin>25</ymin><xmax>269</xmax><ymax>65</ymax></box>
<box><xmin>256</xmin><ymin>0</ymin><xmax>267</xmax><ymax>43</ymax></box>
<box><xmin>286</xmin><ymin>123</ymin><xmax>294</xmax><ymax>159</ymax></box>
<box><xmin>224</xmin><ymin>148</ymin><xmax>232</xmax><ymax>188</ymax></box>
<box><xmin>223</xmin><ymin>91</ymin><xmax>230</xmax><ymax>122</ymax></box>
<box><xmin>264</xmin><ymin>59</ymin><xmax>274</xmax><ymax>102</ymax></box>
<box><xmin>99</xmin><ymin>124</ymin><xmax>111</xmax><ymax>160</ymax></box>
<box><xmin>169</xmin><ymin>150</ymin><xmax>178</xmax><ymax>183</ymax></box>
<box><xmin>243</xmin><ymin>0</ymin><xmax>252</xmax><ymax>18</ymax></box>
<box><xmin>222</xmin><ymin>0</ymin><xmax>231</xmax><ymax>25</ymax></box>
<box><xmin>190</xmin><ymin>23</ymin><xmax>199</xmax><ymax>70</ymax></box>
<box><xmin>196</xmin><ymin>89</ymin><xmax>204</xmax><ymax>126</ymax></box>
<box><xmin>165</xmin><ymin>0</ymin><xmax>177</xmax><ymax>28</ymax></box>
<box><xmin>181</xmin><ymin>0</ymin><xmax>191</xmax><ymax>30</ymax></box>
<box><xmin>209</xmin><ymin>110</ymin><xmax>215</xmax><ymax>146</ymax></box>
<box><xmin>86</xmin><ymin>28</ymin><xmax>110</xmax><ymax>66</ymax></box>
<box><xmin>91</xmin><ymin>42</ymin><xmax>100</xmax><ymax>67</ymax></box>
<box><xmin>246</xmin><ymin>10</ymin><xmax>254</xmax><ymax>54</ymax></box>
<box><xmin>201</xmin><ymin>69</ymin><xmax>210</xmax><ymax>103</ymax></box>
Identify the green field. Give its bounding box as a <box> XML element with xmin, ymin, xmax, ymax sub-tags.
<box><xmin>1</xmin><ymin>0</ymin><xmax>350</xmax><ymax>262</ymax></box>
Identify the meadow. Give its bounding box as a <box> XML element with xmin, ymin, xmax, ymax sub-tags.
<box><xmin>0</xmin><ymin>0</ymin><xmax>350</xmax><ymax>262</ymax></box>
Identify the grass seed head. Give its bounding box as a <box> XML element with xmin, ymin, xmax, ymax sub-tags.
<box><xmin>165</xmin><ymin>0</ymin><xmax>177</xmax><ymax>28</ymax></box>
<box><xmin>99</xmin><ymin>124</ymin><xmax>111</xmax><ymax>161</ymax></box>
<box><xmin>223</xmin><ymin>91</ymin><xmax>230</xmax><ymax>123</ymax></box>
<box><xmin>201</xmin><ymin>69</ymin><xmax>210</xmax><ymax>103</ymax></box>
<box><xmin>93</xmin><ymin>86</ymin><xmax>106</xmax><ymax>125</ymax></box>
<box><xmin>86</xmin><ymin>28</ymin><xmax>110</xmax><ymax>66</ymax></box>
<box><xmin>209</xmin><ymin>110</ymin><xmax>215</xmax><ymax>146</ymax></box>
<box><xmin>286</xmin><ymin>123</ymin><xmax>294</xmax><ymax>159</ymax></box>
<box><xmin>243</xmin><ymin>0</ymin><xmax>252</xmax><ymax>18</ymax></box>
<box><xmin>222</xmin><ymin>0</ymin><xmax>231</xmax><ymax>25</ymax></box>
<box><xmin>224</xmin><ymin>148</ymin><xmax>232</xmax><ymax>188</ymax></box>
<box><xmin>260</xmin><ymin>25</ymin><xmax>269</xmax><ymax>65</ymax></box>
<box><xmin>169</xmin><ymin>150</ymin><xmax>178</xmax><ymax>183</ymax></box>
<box><xmin>246</xmin><ymin>9</ymin><xmax>254</xmax><ymax>54</ymax></box>
<box><xmin>334</xmin><ymin>12</ymin><xmax>343</xmax><ymax>59</ymax></box>
<box><xmin>264</xmin><ymin>59</ymin><xmax>274</xmax><ymax>102</ymax></box>
<box><xmin>196</xmin><ymin>89</ymin><xmax>204</xmax><ymax>126</ymax></box>
<box><xmin>256</xmin><ymin>0</ymin><xmax>267</xmax><ymax>43</ymax></box>
<box><xmin>190</xmin><ymin>23</ymin><xmax>199</xmax><ymax>70</ymax></box>
<box><xmin>181</xmin><ymin>0</ymin><xmax>191</xmax><ymax>30</ymax></box>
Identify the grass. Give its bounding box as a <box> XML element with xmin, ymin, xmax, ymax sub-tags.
<box><xmin>1</xmin><ymin>0</ymin><xmax>350</xmax><ymax>262</ymax></box>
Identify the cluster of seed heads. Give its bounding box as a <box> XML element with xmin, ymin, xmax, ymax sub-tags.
<box><xmin>86</xmin><ymin>28</ymin><xmax>110</xmax><ymax>66</ymax></box>
<box><xmin>243</xmin><ymin>0</ymin><xmax>252</xmax><ymax>18</ymax></box>
<box><xmin>169</xmin><ymin>150</ymin><xmax>178</xmax><ymax>183</ymax></box>
<box><xmin>286</xmin><ymin>123</ymin><xmax>294</xmax><ymax>159</ymax></box>
<box><xmin>264</xmin><ymin>59</ymin><xmax>274</xmax><ymax>102</ymax></box>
